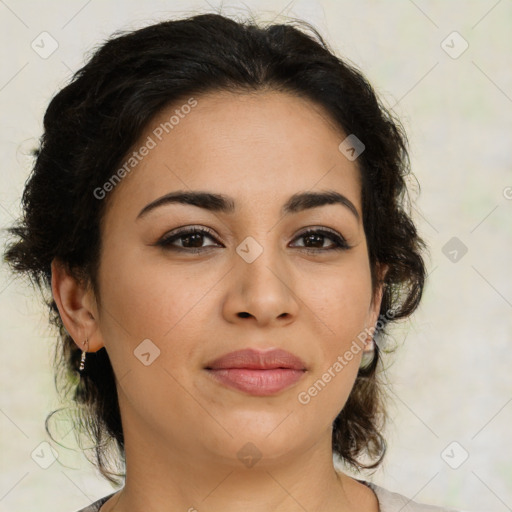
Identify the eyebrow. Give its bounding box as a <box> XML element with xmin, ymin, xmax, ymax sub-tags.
<box><xmin>137</xmin><ymin>189</ymin><xmax>360</xmax><ymax>220</ymax></box>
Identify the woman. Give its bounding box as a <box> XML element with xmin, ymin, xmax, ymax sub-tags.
<box><xmin>3</xmin><ymin>12</ymin><xmax>460</xmax><ymax>512</ymax></box>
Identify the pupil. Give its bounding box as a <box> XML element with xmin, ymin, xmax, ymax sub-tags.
<box><xmin>305</xmin><ymin>234</ymin><xmax>323</xmax><ymax>248</ymax></box>
<box><xmin>183</xmin><ymin>233</ymin><xmax>203</xmax><ymax>248</ymax></box>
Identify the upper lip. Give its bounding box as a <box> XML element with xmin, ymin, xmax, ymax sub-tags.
<box><xmin>204</xmin><ymin>348</ymin><xmax>307</xmax><ymax>370</ymax></box>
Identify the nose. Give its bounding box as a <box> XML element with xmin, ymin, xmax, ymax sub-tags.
<box><xmin>221</xmin><ymin>245</ymin><xmax>300</xmax><ymax>327</ymax></box>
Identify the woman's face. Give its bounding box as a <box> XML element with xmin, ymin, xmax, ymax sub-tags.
<box><xmin>90</xmin><ymin>90</ymin><xmax>383</xmax><ymax>466</ymax></box>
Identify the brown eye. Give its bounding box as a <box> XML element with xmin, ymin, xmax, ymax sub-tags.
<box><xmin>157</xmin><ymin>227</ymin><xmax>221</xmax><ymax>253</ymax></box>
<box><xmin>291</xmin><ymin>228</ymin><xmax>350</xmax><ymax>252</ymax></box>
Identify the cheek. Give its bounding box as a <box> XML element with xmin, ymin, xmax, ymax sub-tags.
<box><xmin>294</xmin><ymin>257</ymin><xmax>373</xmax><ymax>414</ymax></box>
<box><xmin>96</xmin><ymin>244</ymin><xmax>219</xmax><ymax>372</ymax></box>
<box><xmin>301</xmin><ymin>255</ymin><xmax>373</xmax><ymax>342</ymax></box>
<box><xmin>94</xmin><ymin>248</ymin><xmax>215</xmax><ymax>433</ymax></box>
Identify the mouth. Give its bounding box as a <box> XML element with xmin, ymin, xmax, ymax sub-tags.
<box><xmin>204</xmin><ymin>348</ymin><xmax>307</xmax><ymax>396</ymax></box>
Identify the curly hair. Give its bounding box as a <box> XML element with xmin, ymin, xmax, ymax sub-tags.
<box><xmin>3</xmin><ymin>12</ymin><xmax>425</xmax><ymax>485</ymax></box>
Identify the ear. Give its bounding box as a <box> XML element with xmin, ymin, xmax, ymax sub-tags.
<box><xmin>363</xmin><ymin>263</ymin><xmax>389</xmax><ymax>353</ymax></box>
<box><xmin>51</xmin><ymin>258</ymin><xmax>104</xmax><ymax>353</ymax></box>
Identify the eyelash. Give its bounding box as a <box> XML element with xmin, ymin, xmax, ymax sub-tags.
<box><xmin>156</xmin><ymin>226</ymin><xmax>351</xmax><ymax>254</ymax></box>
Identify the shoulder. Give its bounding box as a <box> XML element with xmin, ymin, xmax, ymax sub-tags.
<box><xmin>360</xmin><ymin>480</ymin><xmax>462</xmax><ymax>512</ymax></box>
<box><xmin>72</xmin><ymin>492</ymin><xmax>116</xmax><ymax>512</ymax></box>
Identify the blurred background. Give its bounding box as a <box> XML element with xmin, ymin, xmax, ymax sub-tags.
<box><xmin>0</xmin><ymin>1</ymin><xmax>511</xmax><ymax>511</ymax></box>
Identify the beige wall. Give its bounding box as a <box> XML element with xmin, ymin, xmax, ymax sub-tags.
<box><xmin>0</xmin><ymin>1</ymin><xmax>510</xmax><ymax>511</ymax></box>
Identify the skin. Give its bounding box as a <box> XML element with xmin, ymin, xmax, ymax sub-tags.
<box><xmin>52</xmin><ymin>90</ymin><xmax>385</xmax><ymax>512</ymax></box>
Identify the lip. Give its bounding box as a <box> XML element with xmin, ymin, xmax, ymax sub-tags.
<box><xmin>204</xmin><ymin>348</ymin><xmax>307</xmax><ymax>396</ymax></box>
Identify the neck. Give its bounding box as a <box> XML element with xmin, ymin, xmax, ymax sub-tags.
<box><xmin>100</xmin><ymin>400</ymin><xmax>375</xmax><ymax>512</ymax></box>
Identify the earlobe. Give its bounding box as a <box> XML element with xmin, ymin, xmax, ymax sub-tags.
<box><xmin>50</xmin><ymin>258</ymin><xmax>104</xmax><ymax>353</ymax></box>
<box><xmin>361</xmin><ymin>336</ymin><xmax>375</xmax><ymax>353</ymax></box>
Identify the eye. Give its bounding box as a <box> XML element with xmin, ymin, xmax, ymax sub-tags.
<box><xmin>290</xmin><ymin>227</ymin><xmax>350</xmax><ymax>253</ymax></box>
<box><xmin>156</xmin><ymin>226</ymin><xmax>221</xmax><ymax>253</ymax></box>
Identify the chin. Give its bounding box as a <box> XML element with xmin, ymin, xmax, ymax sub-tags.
<box><xmin>202</xmin><ymin>412</ymin><xmax>318</xmax><ymax>464</ymax></box>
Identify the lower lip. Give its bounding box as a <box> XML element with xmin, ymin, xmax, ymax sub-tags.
<box><xmin>205</xmin><ymin>368</ymin><xmax>306</xmax><ymax>396</ymax></box>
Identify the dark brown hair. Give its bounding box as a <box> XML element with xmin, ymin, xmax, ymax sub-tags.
<box><xmin>3</xmin><ymin>11</ymin><xmax>425</xmax><ymax>485</ymax></box>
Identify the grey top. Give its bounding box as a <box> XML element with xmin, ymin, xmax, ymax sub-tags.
<box><xmin>74</xmin><ymin>480</ymin><xmax>460</xmax><ymax>511</ymax></box>
<box><xmin>363</xmin><ymin>481</ymin><xmax>460</xmax><ymax>511</ymax></box>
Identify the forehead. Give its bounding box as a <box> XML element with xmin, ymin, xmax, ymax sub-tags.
<box><xmin>105</xmin><ymin>89</ymin><xmax>362</xmax><ymax>218</ymax></box>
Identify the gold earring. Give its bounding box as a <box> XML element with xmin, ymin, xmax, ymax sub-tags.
<box><xmin>79</xmin><ymin>338</ymin><xmax>88</xmax><ymax>372</ymax></box>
